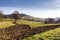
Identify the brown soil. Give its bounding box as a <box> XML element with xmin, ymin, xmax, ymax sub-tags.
<box><xmin>0</xmin><ymin>24</ymin><xmax>31</xmax><ymax>40</ymax></box>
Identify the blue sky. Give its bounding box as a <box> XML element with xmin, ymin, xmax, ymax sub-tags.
<box><xmin>0</xmin><ymin>0</ymin><xmax>60</xmax><ymax>18</ymax></box>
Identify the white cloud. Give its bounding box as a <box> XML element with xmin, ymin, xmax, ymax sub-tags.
<box><xmin>51</xmin><ymin>0</ymin><xmax>60</xmax><ymax>8</ymax></box>
<box><xmin>42</xmin><ymin>0</ymin><xmax>60</xmax><ymax>8</ymax></box>
<box><xmin>25</xmin><ymin>9</ymin><xmax>60</xmax><ymax>18</ymax></box>
<box><xmin>30</xmin><ymin>0</ymin><xmax>60</xmax><ymax>8</ymax></box>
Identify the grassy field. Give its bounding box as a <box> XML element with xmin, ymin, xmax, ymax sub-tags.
<box><xmin>0</xmin><ymin>19</ymin><xmax>58</xmax><ymax>28</ymax></box>
<box><xmin>0</xmin><ymin>21</ymin><xmax>15</xmax><ymax>28</ymax></box>
<box><xmin>0</xmin><ymin>19</ymin><xmax>44</xmax><ymax>28</ymax></box>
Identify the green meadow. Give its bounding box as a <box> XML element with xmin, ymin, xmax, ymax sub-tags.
<box><xmin>0</xmin><ymin>19</ymin><xmax>58</xmax><ymax>28</ymax></box>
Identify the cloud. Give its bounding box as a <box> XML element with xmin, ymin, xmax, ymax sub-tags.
<box><xmin>44</xmin><ymin>0</ymin><xmax>60</xmax><ymax>8</ymax></box>
<box><xmin>34</xmin><ymin>0</ymin><xmax>60</xmax><ymax>9</ymax></box>
<box><xmin>26</xmin><ymin>9</ymin><xmax>60</xmax><ymax>18</ymax></box>
<box><xmin>53</xmin><ymin>0</ymin><xmax>60</xmax><ymax>8</ymax></box>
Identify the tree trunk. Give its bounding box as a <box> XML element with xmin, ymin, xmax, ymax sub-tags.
<box><xmin>13</xmin><ymin>19</ymin><xmax>17</xmax><ymax>24</ymax></box>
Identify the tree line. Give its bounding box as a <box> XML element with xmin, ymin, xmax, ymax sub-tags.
<box><xmin>44</xmin><ymin>18</ymin><xmax>60</xmax><ymax>24</ymax></box>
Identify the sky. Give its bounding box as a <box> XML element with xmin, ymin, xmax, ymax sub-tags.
<box><xmin>0</xmin><ymin>0</ymin><xmax>60</xmax><ymax>18</ymax></box>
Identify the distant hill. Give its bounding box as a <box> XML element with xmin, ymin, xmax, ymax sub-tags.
<box><xmin>4</xmin><ymin>14</ymin><xmax>31</xmax><ymax>18</ymax></box>
<box><xmin>4</xmin><ymin>13</ymin><xmax>42</xmax><ymax>22</ymax></box>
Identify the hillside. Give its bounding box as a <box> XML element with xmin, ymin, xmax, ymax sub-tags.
<box><xmin>5</xmin><ymin>14</ymin><xmax>31</xmax><ymax>18</ymax></box>
<box><xmin>4</xmin><ymin>13</ymin><xmax>41</xmax><ymax>22</ymax></box>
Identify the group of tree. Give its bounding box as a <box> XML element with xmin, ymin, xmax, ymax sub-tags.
<box><xmin>44</xmin><ymin>18</ymin><xmax>55</xmax><ymax>24</ymax></box>
<box><xmin>44</xmin><ymin>18</ymin><xmax>60</xmax><ymax>24</ymax></box>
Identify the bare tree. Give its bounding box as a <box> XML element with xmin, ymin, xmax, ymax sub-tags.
<box><xmin>12</xmin><ymin>11</ymin><xmax>20</xmax><ymax>24</ymax></box>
